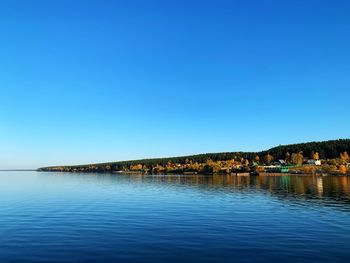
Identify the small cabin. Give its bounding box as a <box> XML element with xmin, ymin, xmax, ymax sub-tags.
<box><xmin>307</xmin><ymin>160</ymin><xmax>321</xmax><ymax>166</ymax></box>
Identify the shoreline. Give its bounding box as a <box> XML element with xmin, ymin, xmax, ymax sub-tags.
<box><xmin>36</xmin><ymin>170</ymin><xmax>349</xmax><ymax>176</ymax></box>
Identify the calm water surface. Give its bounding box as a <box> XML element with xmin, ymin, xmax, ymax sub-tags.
<box><xmin>0</xmin><ymin>171</ymin><xmax>350</xmax><ymax>262</ymax></box>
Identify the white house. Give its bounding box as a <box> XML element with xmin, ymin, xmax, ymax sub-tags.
<box><xmin>307</xmin><ymin>160</ymin><xmax>321</xmax><ymax>166</ymax></box>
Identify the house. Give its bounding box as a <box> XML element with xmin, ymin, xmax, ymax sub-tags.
<box><xmin>278</xmin><ymin>160</ymin><xmax>286</xmax><ymax>166</ymax></box>
<box><xmin>307</xmin><ymin>160</ymin><xmax>321</xmax><ymax>166</ymax></box>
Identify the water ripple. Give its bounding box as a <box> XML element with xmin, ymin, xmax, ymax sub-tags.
<box><xmin>0</xmin><ymin>172</ymin><xmax>350</xmax><ymax>262</ymax></box>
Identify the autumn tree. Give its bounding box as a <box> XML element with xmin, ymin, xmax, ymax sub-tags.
<box><xmin>244</xmin><ymin>159</ymin><xmax>249</xmax><ymax>167</ymax></box>
<box><xmin>131</xmin><ymin>164</ymin><xmax>143</xmax><ymax>170</ymax></box>
<box><xmin>313</xmin><ymin>151</ymin><xmax>319</xmax><ymax>160</ymax></box>
<box><xmin>340</xmin><ymin>152</ymin><xmax>349</xmax><ymax>162</ymax></box>
<box><xmin>339</xmin><ymin>165</ymin><xmax>347</xmax><ymax>174</ymax></box>
<box><xmin>189</xmin><ymin>162</ymin><xmax>200</xmax><ymax>172</ymax></box>
<box><xmin>291</xmin><ymin>152</ymin><xmax>303</xmax><ymax>165</ymax></box>
<box><xmin>227</xmin><ymin>159</ymin><xmax>235</xmax><ymax>167</ymax></box>
<box><xmin>255</xmin><ymin>155</ymin><xmax>260</xmax><ymax>162</ymax></box>
<box><xmin>212</xmin><ymin>162</ymin><xmax>222</xmax><ymax>173</ymax></box>
<box><xmin>264</xmin><ymin>154</ymin><xmax>274</xmax><ymax>164</ymax></box>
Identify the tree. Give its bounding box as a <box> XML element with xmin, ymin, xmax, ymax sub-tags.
<box><xmin>291</xmin><ymin>152</ymin><xmax>303</xmax><ymax>165</ymax></box>
<box><xmin>190</xmin><ymin>162</ymin><xmax>200</xmax><ymax>172</ymax></box>
<box><xmin>244</xmin><ymin>159</ymin><xmax>249</xmax><ymax>167</ymax></box>
<box><xmin>313</xmin><ymin>152</ymin><xmax>319</xmax><ymax>160</ymax></box>
<box><xmin>285</xmin><ymin>152</ymin><xmax>291</xmax><ymax>163</ymax></box>
<box><xmin>210</xmin><ymin>162</ymin><xmax>222</xmax><ymax>173</ymax></box>
<box><xmin>264</xmin><ymin>154</ymin><xmax>274</xmax><ymax>164</ymax></box>
<box><xmin>340</xmin><ymin>152</ymin><xmax>349</xmax><ymax>162</ymax></box>
<box><xmin>227</xmin><ymin>159</ymin><xmax>235</xmax><ymax>167</ymax></box>
<box><xmin>255</xmin><ymin>155</ymin><xmax>260</xmax><ymax>162</ymax></box>
<box><xmin>339</xmin><ymin>165</ymin><xmax>347</xmax><ymax>174</ymax></box>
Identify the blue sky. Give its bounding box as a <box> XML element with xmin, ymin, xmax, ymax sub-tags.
<box><xmin>0</xmin><ymin>0</ymin><xmax>349</xmax><ymax>169</ymax></box>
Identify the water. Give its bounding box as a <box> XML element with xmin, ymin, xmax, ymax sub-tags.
<box><xmin>0</xmin><ymin>172</ymin><xmax>350</xmax><ymax>262</ymax></box>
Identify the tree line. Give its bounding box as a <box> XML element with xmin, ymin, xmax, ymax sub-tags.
<box><xmin>38</xmin><ymin>139</ymin><xmax>350</xmax><ymax>173</ymax></box>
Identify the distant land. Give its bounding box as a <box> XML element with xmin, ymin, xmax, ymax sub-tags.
<box><xmin>0</xmin><ymin>169</ymin><xmax>36</xmax><ymax>171</ymax></box>
<box><xmin>38</xmin><ymin>139</ymin><xmax>350</xmax><ymax>175</ymax></box>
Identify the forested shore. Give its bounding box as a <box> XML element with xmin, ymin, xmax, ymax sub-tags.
<box><xmin>38</xmin><ymin>139</ymin><xmax>350</xmax><ymax>175</ymax></box>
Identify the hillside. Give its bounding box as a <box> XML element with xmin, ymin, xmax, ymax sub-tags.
<box><xmin>37</xmin><ymin>139</ymin><xmax>350</xmax><ymax>174</ymax></box>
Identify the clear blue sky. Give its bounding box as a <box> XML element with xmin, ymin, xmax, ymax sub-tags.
<box><xmin>0</xmin><ymin>0</ymin><xmax>349</xmax><ymax>169</ymax></box>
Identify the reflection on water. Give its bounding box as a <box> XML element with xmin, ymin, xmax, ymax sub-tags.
<box><xmin>0</xmin><ymin>172</ymin><xmax>350</xmax><ymax>263</ymax></box>
<box><xmin>317</xmin><ymin>177</ymin><xmax>323</xmax><ymax>196</ymax></box>
<box><xmin>154</xmin><ymin>174</ymin><xmax>350</xmax><ymax>210</ymax></box>
<box><xmin>85</xmin><ymin>173</ymin><xmax>350</xmax><ymax>206</ymax></box>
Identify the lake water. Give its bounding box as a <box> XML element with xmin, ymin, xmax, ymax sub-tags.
<box><xmin>0</xmin><ymin>171</ymin><xmax>350</xmax><ymax>262</ymax></box>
